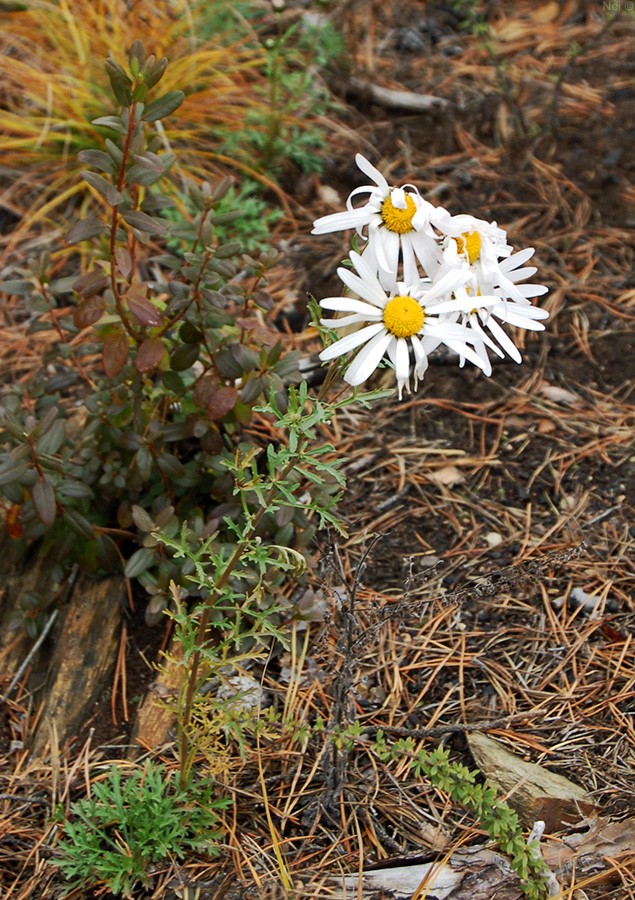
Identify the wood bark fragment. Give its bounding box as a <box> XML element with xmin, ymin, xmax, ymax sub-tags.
<box><xmin>332</xmin><ymin>816</ymin><xmax>635</xmax><ymax>899</ymax></box>
<box><xmin>467</xmin><ymin>731</ymin><xmax>596</xmax><ymax>831</ymax></box>
<box><xmin>30</xmin><ymin>575</ymin><xmax>124</xmax><ymax>757</ymax></box>
<box><xmin>129</xmin><ymin>639</ymin><xmax>181</xmax><ymax>757</ymax></box>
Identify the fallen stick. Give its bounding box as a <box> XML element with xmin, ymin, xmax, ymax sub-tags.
<box><xmin>331</xmin><ymin>816</ymin><xmax>635</xmax><ymax>899</ymax></box>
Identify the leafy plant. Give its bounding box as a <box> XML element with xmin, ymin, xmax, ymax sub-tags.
<box><xmin>370</xmin><ymin>736</ymin><xmax>549</xmax><ymax>899</ymax></box>
<box><xmin>53</xmin><ymin>762</ymin><xmax>228</xmax><ymax>897</ymax></box>
<box><xmin>0</xmin><ymin>0</ymin><xmax>264</xmax><ymax>244</ymax></box>
<box><xmin>166</xmin><ymin>178</ymin><xmax>284</xmax><ymax>254</ymax></box>
<box><xmin>159</xmin><ymin>379</ymin><xmax>387</xmax><ymax>786</ymax></box>
<box><xmin>218</xmin><ymin>10</ymin><xmax>344</xmax><ymax>175</ymax></box>
<box><xmin>0</xmin><ymin>42</ymin><xmax>313</xmax><ymax>630</ymax></box>
<box><xmin>0</xmin><ymin>0</ymin><xmax>341</xmax><ymax>250</ymax></box>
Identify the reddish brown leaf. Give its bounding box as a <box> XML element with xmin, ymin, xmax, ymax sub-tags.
<box><xmin>115</xmin><ymin>247</ymin><xmax>132</xmax><ymax>279</ymax></box>
<box><xmin>136</xmin><ymin>338</ymin><xmax>165</xmax><ymax>373</ymax></box>
<box><xmin>207</xmin><ymin>386</ymin><xmax>238</xmax><ymax>421</ymax></box>
<box><xmin>32</xmin><ymin>478</ymin><xmax>56</xmax><ymax>527</ymax></box>
<box><xmin>72</xmin><ymin>270</ymin><xmax>109</xmax><ymax>298</ymax></box>
<box><xmin>193</xmin><ymin>374</ymin><xmax>216</xmax><ymax>409</ymax></box>
<box><xmin>127</xmin><ymin>295</ymin><xmax>163</xmax><ymax>327</ymax></box>
<box><xmin>73</xmin><ymin>295</ymin><xmax>106</xmax><ymax>329</ymax></box>
<box><xmin>102</xmin><ymin>331</ymin><xmax>130</xmax><ymax>376</ymax></box>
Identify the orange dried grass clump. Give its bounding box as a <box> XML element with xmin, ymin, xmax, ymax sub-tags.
<box><xmin>0</xmin><ymin>0</ymin><xmax>267</xmax><ymax>233</ymax></box>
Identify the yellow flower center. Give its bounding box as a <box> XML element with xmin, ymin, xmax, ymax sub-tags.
<box><xmin>456</xmin><ymin>231</ymin><xmax>481</xmax><ymax>263</ymax></box>
<box><xmin>380</xmin><ymin>193</ymin><xmax>417</xmax><ymax>234</ymax></box>
<box><xmin>383</xmin><ymin>295</ymin><xmax>424</xmax><ymax>338</ymax></box>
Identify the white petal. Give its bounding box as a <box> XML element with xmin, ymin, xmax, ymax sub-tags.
<box><xmin>485</xmin><ymin>317</ymin><xmax>522</xmax><ymax>363</ymax></box>
<box><xmin>318</xmin><ymin>322</ymin><xmax>384</xmax><ymax>361</ymax></box>
<box><xmin>499</xmin><ymin>247</ymin><xmax>535</xmax><ymax>271</ymax></box>
<box><xmin>320</xmin><ymin>296</ymin><xmax>382</xmax><ymax>317</ymax></box>
<box><xmin>337</xmin><ymin>265</ymin><xmax>387</xmax><ymax>309</ymax></box>
<box><xmin>390</xmin><ymin>187</ymin><xmax>408</xmax><ymax>209</ymax></box>
<box><xmin>513</xmin><ymin>283</ymin><xmax>549</xmax><ymax>298</ymax></box>
<box><xmin>312</xmin><ymin>208</ymin><xmax>373</xmax><ymax>234</ymax></box>
<box><xmin>320</xmin><ymin>313</ymin><xmax>372</xmax><ymax>328</ymax></box>
<box><xmin>410</xmin><ymin>334</ymin><xmax>429</xmax><ymax>385</ymax></box>
<box><xmin>506</xmin><ymin>265</ymin><xmax>538</xmax><ymax>281</ymax></box>
<box><xmin>355</xmin><ymin>154</ymin><xmax>389</xmax><ymax>192</ymax></box>
<box><xmin>377</xmin><ymin>229</ymin><xmax>401</xmax><ymax>278</ymax></box>
<box><xmin>344</xmin><ymin>331</ymin><xmax>392</xmax><ymax>385</ymax></box>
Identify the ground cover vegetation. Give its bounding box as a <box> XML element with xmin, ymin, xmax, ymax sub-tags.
<box><xmin>0</xmin><ymin>1</ymin><xmax>634</xmax><ymax>898</ymax></box>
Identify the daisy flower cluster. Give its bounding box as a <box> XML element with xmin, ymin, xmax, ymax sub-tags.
<box><xmin>313</xmin><ymin>154</ymin><xmax>549</xmax><ymax>398</ymax></box>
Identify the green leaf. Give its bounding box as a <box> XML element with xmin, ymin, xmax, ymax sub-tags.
<box><xmin>132</xmin><ymin>82</ymin><xmax>148</xmax><ymax>103</ymax></box>
<box><xmin>156</xmin><ymin>453</ymin><xmax>186</xmax><ymax>478</ymax></box>
<box><xmin>80</xmin><ymin>170</ymin><xmax>123</xmax><ymax>207</ymax></box>
<box><xmin>178</xmin><ymin>321</ymin><xmax>203</xmax><ymax>344</ymax></box>
<box><xmin>124</xmin><ymin>547</ymin><xmax>156</xmax><ymax>579</ymax></box>
<box><xmin>77</xmin><ymin>149</ymin><xmax>116</xmax><ymax>175</ymax></box>
<box><xmin>32</xmin><ymin>478</ymin><xmax>56</xmax><ymax>527</ymax></box>
<box><xmin>105</xmin><ymin>58</ymin><xmax>133</xmax><ymax>106</ymax></box>
<box><xmin>214</xmin><ymin>347</ymin><xmax>243</xmax><ymax>380</ymax></box>
<box><xmin>62</xmin><ymin>508</ymin><xmax>95</xmax><ymax>540</ymax></box>
<box><xmin>36</xmin><ymin>419</ymin><xmax>66</xmax><ymax>456</ymax></box>
<box><xmin>0</xmin><ymin>459</ymin><xmax>29</xmax><ymax>486</ymax></box>
<box><xmin>141</xmin><ymin>91</ymin><xmax>185</xmax><ymax>122</ymax></box>
<box><xmin>92</xmin><ymin>115</ymin><xmax>127</xmax><ymax>134</ymax></box>
<box><xmin>121</xmin><ymin>211</ymin><xmax>167</xmax><ymax>236</ymax></box>
<box><xmin>131</xmin><ymin>505</ymin><xmax>155</xmax><ymax>532</ymax></box>
<box><xmin>143</xmin><ymin>57</ymin><xmax>168</xmax><ymax>89</ymax></box>
<box><xmin>161</xmin><ymin>370</ymin><xmax>185</xmax><ymax>394</ymax></box>
<box><xmin>135</xmin><ymin>446</ymin><xmax>153</xmax><ymax>481</ymax></box>
<box><xmin>0</xmin><ymin>279</ymin><xmax>34</xmax><ymax>297</ymax></box>
<box><xmin>65</xmin><ymin>217</ymin><xmax>110</xmax><ymax>245</ymax></box>
<box><xmin>170</xmin><ymin>343</ymin><xmax>199</xmax><ymax>372</ymax></box>
<box><xmin>57</xmin><ymin>480</ymin><xmax>94</xmax><ymax>499</ymax></box>
<box><xmin>129</xmin><ymin>39</ymin><xmax>145</xmax><ymax>68</ymax></box>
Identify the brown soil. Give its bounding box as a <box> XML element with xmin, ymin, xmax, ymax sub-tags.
<box><xmin>1</xmin><ymin>2</ymin><xmax>634</xmax><ymax>898</ymax></box>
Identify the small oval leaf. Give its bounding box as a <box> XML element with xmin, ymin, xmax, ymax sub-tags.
<box><xmin>124</xmin><ymin>547</ymin><xmax>156</xmax><ymax>579</ymax></box>
<box><xmin>141</xmin><ymin>91</ymin><xmax>185</xmax><ymax>122</ymax></box>
<box><xmin>65</xmin><ymin>218</ymin><xmax>109</xmax><ymax>245</ymax></box>
<box><xmin>121</xmin><ymin>210</ymin><xmax>167</xmax><ymax>236</ymax></box>
<box><xmin>102</xmin><ymin>331</ymin><xmax>130</xmax><ymax>376</ymax></box>
<box><xmin>207</xmin><ymin>386</ymin><xmax>238</xmax><ymax>421</ymax></box>
<box><xmin>136</xmin><ymin>338</ymin><xmax>165</xmax><ymax>373</ymax></box>
<box><xmin>127</xmin><ymin>295</ymin><xmax>163</xmax><ymax>327</ymax></box>
<box><xmin>32</xmin><ymin>478</ymin><xmax>56</xmax><ymax>527</ymax></box>
<box><xmin>62</xmin><ymin>508</ymin><xmax>95</xmax><ymax>540</ymax></box>
<box><xmin>74</xmin><ymin>295</ymin><xmax>106</xmax><ymax>329</ymax></box>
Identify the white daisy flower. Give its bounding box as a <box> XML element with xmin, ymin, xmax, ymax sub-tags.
<box><xmin>440</xmin><ymin>234</ymin><xmax>549</xmax><ymax>366</ymax></box>
<box><xmin>318</xmin><ymin>251</ymin><xmax>496</xmax><ymax>397</ymax></box>
<box><xmin>456</xmin><ymin>296</ymin><xmax>550</xmax><ymax>365</ymax></box>
<box><xmin>312</xmin><ymin>153</ymin><xmax>445</xmax><ymax>288</ymax></box>
<box><xmin>439</xmin><ymin>215</ymin><xmax>548</xmax><ymax>306</ymax></box>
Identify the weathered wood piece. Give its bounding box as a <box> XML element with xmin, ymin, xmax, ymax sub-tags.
<box><xmin>129</xmin><ymin>639</ymin><xmax>181</xmax><ymax>756</ymax></box>
<box><xmin>332</xmin><ymin>816</ymin><xmax>635</xmax><ymax>899</ymax></box>
<box><xmin>30</xmin><ymin>575</ymin><xmax>124</xmax><ymax>757</ymax></box>
<box><xmin>467</xmin><ymin>732</ymin><xmax>596</xmax><ymax>831</ymax></box>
